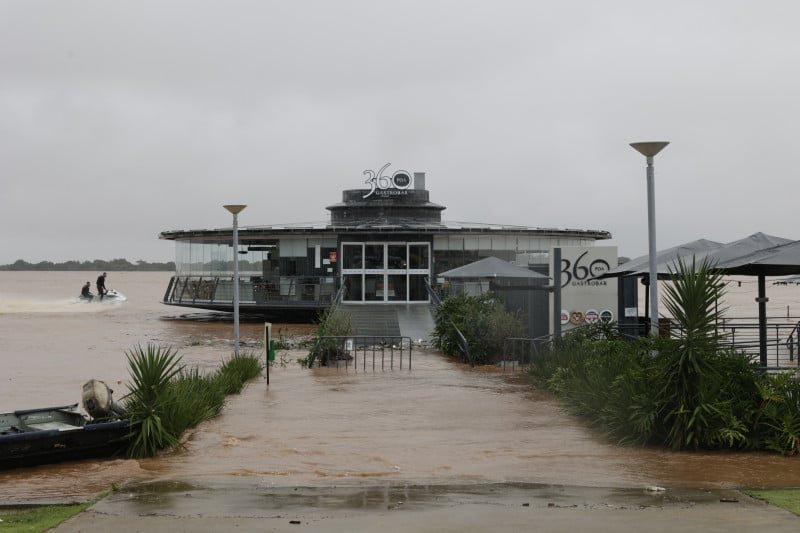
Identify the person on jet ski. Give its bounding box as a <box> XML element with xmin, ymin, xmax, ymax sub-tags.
<box><xmin>96</xmin><ymin>272</ymin><xmax>108</xmax><ymax>300</ymax></box>
<box><xmin>80</xmin><ymin>281</ymin><xmax>94</xmax><ymax>302</ymax></box>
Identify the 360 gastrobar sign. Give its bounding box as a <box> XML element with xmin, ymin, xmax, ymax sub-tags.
<box><xmin>559</xmin><ymin>250</ymin><xmax>611</xmax><ymax>288</ymax></box>
<box><xmin>362</xmin><ymin>162</ymin><xmax>413</xmax><ymax>198</ymax></box>
<box><xmin>550</xmin><ymin>246</ymin><xmax>618</xmax><ymax>333</ymax></box>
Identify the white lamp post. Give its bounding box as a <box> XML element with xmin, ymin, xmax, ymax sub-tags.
<box><xmin>630</xmin><ymin>142</ymin><xmax>669</xmax><ymax>336</ymax></box>
<box><xmin>224</xmin><ymin>204</ymin><xmax>247</xmax><ymax>356</ymax></box>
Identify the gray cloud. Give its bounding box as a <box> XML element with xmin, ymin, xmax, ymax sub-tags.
<box><xmin>2</xmin><ymin>1</ymin><xmax>799</xmax><ymax>263</ymax></box>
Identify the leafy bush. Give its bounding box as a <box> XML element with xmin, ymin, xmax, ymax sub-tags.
<box><xmin>432</xmin><ymin>292</ymin><xmax>525</xmax><ymax>365</ymax></box>
<box><xmin>531</xmin><ymin>258</ymin><xmax>800</xmax><ymax>454</ymax></box>
<box><xmin>307</xmin><ymin>304</ymin><xmax>353</xmax><ymax>367</ymax></box>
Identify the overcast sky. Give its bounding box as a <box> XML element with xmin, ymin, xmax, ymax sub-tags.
<box><xmin>2</xmin><ymin>1</ymin><xmax>798</xmax><ymax>264</ymax></box>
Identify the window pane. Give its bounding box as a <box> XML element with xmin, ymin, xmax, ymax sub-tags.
<box><xmin>409</xmin><ymin>275</ymin><xmax>427</xmax><ymax>301</ymax></box>
<box><xmin>365</xmin><ymin>244</ymin><xmax>384</xmax><ymax>269</ymax></box>
<box><xmin>409</xmin><ymin>244</ymin><xmax>429</xmax><ymax>269</ymax></box>
<box><xmin>365</xmin><ymin>274</ymin><xmax>383</xmax><ymax>301</ymax></box>
<box><xmin>343</xmin><ymin>244</ymin><xmax>363</xmax><ymax>269</ymax></box>
<box><xmin>343</xmin><ymin>274</ymin><xmax>362</xmax><ymax>301</ymax></box>
<box><xmin>387</xmin><ymin>245</ymin><xmax>407</xmax><ymax>269</ymax></box>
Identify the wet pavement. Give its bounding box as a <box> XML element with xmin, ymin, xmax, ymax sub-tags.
<box><xmin>53</xmin><ymin>482</ymin><xmax>799</xmax><ymax>532</ymax></box>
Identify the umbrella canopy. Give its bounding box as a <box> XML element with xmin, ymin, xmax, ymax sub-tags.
<box><xmin>603</xmin><ymin>238</ymin><xmax>724</xmax><ymax>278</ymax></box>
<box><xmin>439</xmin><ymin>256</ymin><xmax>549</xmax><ymax>279</ymax></box>
<box><xmin>703</xmin><ymin>232</ymin><xmax>793</xmax><ymax>271</ymax></box>
<box><xmin>602</xmin><ymin>232</ymin><xmax>795</xmax><ymax>367</ymax></box>
<box><xmin>606</xmin><ymin>233</ymin><xmax>792</xmax><ymax>278</ymax></box>
<box><xmin>714</xmin><ymin>239</ymin><xmax>800</xmax><ymax>276</ymax></box>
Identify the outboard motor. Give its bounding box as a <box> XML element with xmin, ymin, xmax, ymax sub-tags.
<box><xmin>82</xmin><ymin>379</ymin><xmax>126</xmax><ymax>419</ymax></box>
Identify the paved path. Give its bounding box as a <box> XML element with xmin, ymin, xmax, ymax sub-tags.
<box><xmin>54</xmin><ymin>482</ymin><xmax>799</xmax><ymax>532</ymax></box>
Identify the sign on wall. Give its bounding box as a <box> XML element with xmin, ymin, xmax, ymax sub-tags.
<box><xmin>550</xmin><ymin>246</ymin><xmax>618</xmax><ymax>333</ymax></box>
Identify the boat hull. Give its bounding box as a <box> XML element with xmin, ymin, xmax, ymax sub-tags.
<box><xmin>0</xmin><ymin>405</ymin><xmax>130</xmax><ymax>470</ymax></box>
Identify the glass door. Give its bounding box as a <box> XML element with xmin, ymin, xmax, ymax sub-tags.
<box><xmin>341</xmin><ymin>243</ymin><xmax>364</xmax><ymax>302</ymax></box>
<box><xmin>408</xmin><ymin>242</ymin><xmax>430</xmax><ymax>301</ymax></box>
<box><xmin>386</xmin><ymin>243</ymin><xmax>408</xmax><ymax>302</ymax></box>
<box><xmin>363</xmin><ymin>243</ymin><xmax>385</xmax><ymax>302</ymax></box>
<box><xmin>340</xmin><ymin>242</ymin><xmax>430</xmax><ymax>303</ymax></box>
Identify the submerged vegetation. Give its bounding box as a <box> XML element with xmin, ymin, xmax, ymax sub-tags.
<box><xmin>531</xmin><ymin>259</ymin><xmax>800</xmax><ymax>454</ymax></box>
<box><xmin>432</xmin><ymin>292</ymin><xmax>525</xmax><ymax>365</ymax></box>
<box><xmin>123</xmin><ymin>343</ymin><xmax>262</xmax><ymax>458</ymax></box>
<box><xmin>304</xmin><ymin>304</ymin><xmax>353</xmax><ymax>367</ymax></box>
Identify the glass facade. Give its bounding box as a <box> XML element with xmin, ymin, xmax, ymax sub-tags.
<box><xmin>431</xmin><ymin>235</ymin><xmax>595</xmax><ymax>275</ymax></box>
<box><xmin>341</xmin><ymin>242</ymin><xmax>431</xmax><ymax>302</ymax></box>
<box><xmin>161</xmin><ymin>179</ymin><xmax>610</xmax><ymax>312</ymax></box>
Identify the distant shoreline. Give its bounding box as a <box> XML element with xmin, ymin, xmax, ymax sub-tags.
<box><xmin>0</xmin><ymin>259</ymin><xmax>175</xmax><ymax>271</ymax></box>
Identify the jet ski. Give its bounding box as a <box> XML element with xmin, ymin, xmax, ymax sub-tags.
<box><xmin>78</xmin><ymin>289</ymin><xmax>127</xmax><ymax>303</ymax></box>
<box><xmin>99</xmin><ymin>289</ymin><xmax>127</xmax><ymax>302</ymax></box>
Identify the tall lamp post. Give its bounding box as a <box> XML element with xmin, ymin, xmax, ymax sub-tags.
<box><xmin>630</xmin><ymin>142</ymin><xmax>669</xmax><ymax>336</ymax></box>
<box><xmin>224</xmin><ymin>204</ymin><xmax>247</xmax><ymax>357</ymax></box>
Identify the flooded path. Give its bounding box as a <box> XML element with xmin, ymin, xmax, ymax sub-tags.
<box><xmin>2</xmin><ymin>272</ymin><xmax>800</xmax><ymax>504</ymax></box>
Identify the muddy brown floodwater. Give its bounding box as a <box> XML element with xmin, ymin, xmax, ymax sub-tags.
<box><xmin>1</xmin><ymin>272</ymin><xmax>800</xmax><ymax>504</ymax></box>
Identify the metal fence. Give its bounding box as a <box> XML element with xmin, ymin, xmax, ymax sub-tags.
<box><xmin>310</xmin><ymin>336</ymin><xmax>412</xmax><ymax>371</ymax></box>
<box><xmin>500</xmin><ymin>320</ymin><xmax>800</xmax><ymax>372</ymax></box>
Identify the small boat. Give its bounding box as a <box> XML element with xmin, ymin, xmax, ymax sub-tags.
<box><xmin>0</xmin><ymin>382</ymin><xmax>130</xmax><ymax>470</ymax></box>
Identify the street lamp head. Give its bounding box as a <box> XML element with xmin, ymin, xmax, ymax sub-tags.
<box><xmin>630</xmin><ymin>142</ymin><xmax>669</xmax><ymax>158</ymax></box>
<box><xmin>223</xmin><ymin>204</ymin><xmax>247</xmax><ymax>215</ymax></box>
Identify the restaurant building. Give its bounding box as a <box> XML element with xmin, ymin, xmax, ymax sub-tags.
<box><xmin>158</xmin><ymin>166</ymin><xmax>611</xmax><ymax>319</ymax></box>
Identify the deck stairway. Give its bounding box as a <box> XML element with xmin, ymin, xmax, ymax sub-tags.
<box><xmin>338</xmin><ymin>304</ymin><xmax>434</xmax><ymax>343</ymax></box>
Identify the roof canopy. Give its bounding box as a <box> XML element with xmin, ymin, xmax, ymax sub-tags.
<box><xmin>714</xmin><ymin>239</ymin><xmax>800</xmax><ymax>276</ymax></box>
<box><xmin>604</xmin><ymin>238</ymin><xmax>724</xmax><ymax>278</ymax></box>
<box><xmin>439</xmin><ymin>256</ymin><xmax>549</xmax><ymax>279</ymax></box>
<box><xmin>605</xmin><ymin>233</ymin><xmax>793</xmax><ymax>278</ymax></box>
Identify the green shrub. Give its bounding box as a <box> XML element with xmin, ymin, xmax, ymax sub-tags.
<box><xmin>218</xmin><ymin>351</ymin><xmax>263</xmax><ymax>394</ymax></box>
<box><xmin>754</xmin><ymin>370</ymin><xmax>800</xmax><ymax>454</ymax></box>
<box><xmin>531</xmin><ymin>258</ymin><xmax>800</xmax><ymax>453</ymax></box>
<box><xmin>307</xmin><ymin>304</ymin><xmax>353</xmax><ymax>366</ymax></box>
<box><xmin>123</xmin><ymin>344</ymin><xmax>184</xmax><ymax>458</ymax></box>
<box><xmin>432</xmin><ymin>292</ymin><xmax>525</xmax><ymax>365</ymax></box>
<box><xmin>123</xmin><ymin>344</ymin><xmax>262</xmax><ymax>458</ymax></box>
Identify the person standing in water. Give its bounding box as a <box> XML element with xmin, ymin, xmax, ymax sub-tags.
<box><xmin>96</xmin><ymin>272</ymin><xmax>108</xmax><ymax>300</ymax></box>
<box><xmin>80</xmin><ymin>281</ymin><xmax>94</xmax><ymax>302</ymax></box>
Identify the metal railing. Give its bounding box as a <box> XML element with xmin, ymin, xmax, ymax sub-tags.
<box><xmin>712</xmin><ymin>319</ymin><xmax>800</xmax><ymax>368</ymax></box>
<box><xmin>500</xmin><ymin>337</ymin><xmax>540</xmax><ymax>372</ymax></box>
<box><xmin>504</xmin><ymin>321</ymin><xmax>800</xmax><ymax>371</ymax></box>
<box><xmin>309</xmin><ymin>336</ymin><xmax>412</xmax><ymax>371</ymax></box>
<box><xmin>164</xmin><ymin>275</ymin><xmax>337</xmax><ymax>307</ymax></box>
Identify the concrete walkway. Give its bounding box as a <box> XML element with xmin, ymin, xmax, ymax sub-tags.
<box><xmin>54</xmin><ymin>482</ymin><xmax>798</xmax><ymax>532</ymax></box>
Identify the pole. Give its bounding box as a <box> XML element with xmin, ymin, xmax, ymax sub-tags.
<box><xmin>224</xmin><ymin>204</ymin><xmax>246</xmax><ymax>357</ymax></box>
<box><xmin>646</xmin><ymin>155</ymin><xmax>659</xmax><ymax>336</ymax></box>
<box><xmin>553</xmin><ymin>247</ymin><xmax>562</xmax><ymax>339</ymax></box>
<box><xmin>630</xmin><ymin>142</ymin><xmax>668</xmax><ymax>337</ymax></box>
<box><xmin>232</xmin><ymin>211</ymin><xmax>241</xmax><ymax>357</ymax></box>
<box><xmin>758</xmin><ymin>275</ymin><xmax>768</xmax><ymax>366</ymax></box>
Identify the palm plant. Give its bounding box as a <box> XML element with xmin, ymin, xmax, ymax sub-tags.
<box><xmin>123</xmin><ymin>343</ymin><xmax>184</xmax><ymax>458</ymax></box>
<box><xmin>659</xmin><ymin>257</ymin><xmax>729</xmax><ymax>448</ymax></box>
